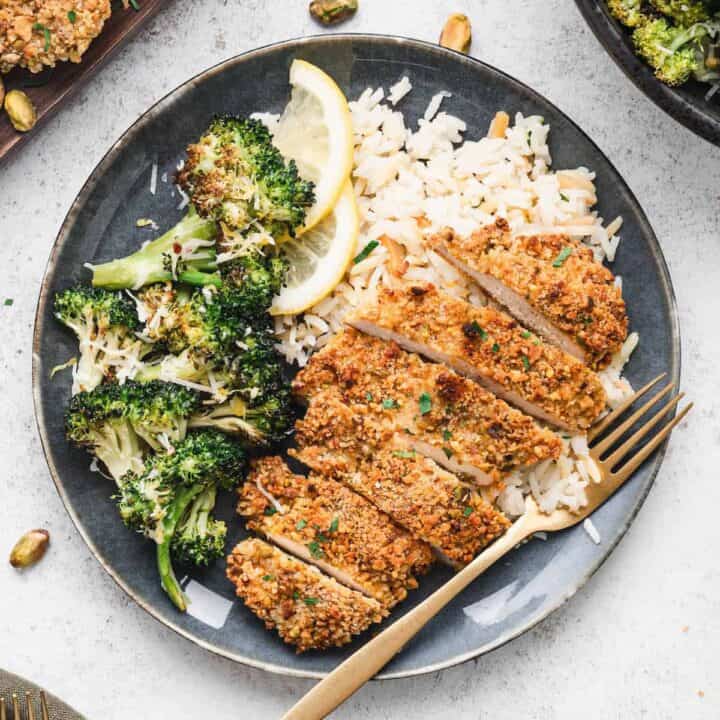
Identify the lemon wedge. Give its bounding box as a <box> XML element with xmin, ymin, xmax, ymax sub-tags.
<box><xmin>273</xmin><ymin>59</ymin><xmax>354</xmax><ymax>233</ymax></box>
<box><xmin>271</xmin><ymin>180</ymin><xmax>358</xmax><ymax>316</ymax></box>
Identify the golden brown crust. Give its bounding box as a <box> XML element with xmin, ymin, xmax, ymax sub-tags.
<box><xmin>0</xmin><ymin>1</ymin><xmax>111</xmax><ymax>73</ymax></box>
<box><xmin>347</xmin><ymin>284</ymin><xmax>606</xmax><ymax>430</ymax></box>
<box><xmin>238</xmin><ymin>457</ymin><xmax>434</xmax><ymax>607</ymax></box>
<box><xmin>226</xmin><ymin>538</ymin><xmax>387</xmax><ymax>653</ymax></box>
<box><xmin>293</xmin><ymin>329</ymin><xmax>561</xmax><ymax>482</ymax></box>
<box><xmin>291</xmin><ymin>401</ymin><xmax>511</xmax><ymax>566</ymax></box>
<box><xmin>431</xmin><ymin>220</ymin><xmax>628</xmax><ymax>369</ymax></box>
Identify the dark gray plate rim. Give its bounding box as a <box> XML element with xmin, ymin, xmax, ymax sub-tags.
<box><xmin>575</xmin><ymin>0</ymin><xmax>720</xmax><ymax>146</ymax></box>
<box><xmin>31</xmin><ymin>33</ymin><xmax>681</xmax><ymax>680</ymax></box>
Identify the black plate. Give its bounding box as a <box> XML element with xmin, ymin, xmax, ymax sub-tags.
<box><xmin>575</xmin><ymin>0</ymin><xmax>720</xmax><ymax>146</ymax></box>
<box><xmin>32</xmin><ymin>35</ymin><xmax>680</xmax><ymax>679</ymax></box>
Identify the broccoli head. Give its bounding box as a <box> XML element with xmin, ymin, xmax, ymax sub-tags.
<box><xmin>649</xmin><ymin>0</ymin><xmax>711</xmax><ymax>25</ymax></box>
<box><xmin>89</xmin><ymin>208</ymin><xmax>219</xmax><ymax>291</ymax></box>
<box><xmin>171</xmin><ymin>487</ymin><xmax>227</xmax><ymax>567</ymax></box>
<box><xmin>177</xmin><ymin>116</ymin><xmax>315</xmax><ymax>248</ymax></box>
<box><xmin>54</xmin><ymin>286</ymin><xmax>151</xmax><ymax>394</ymax></box>
<box><xmin>607</xmin><ymin>0</ymin><xmax>648</xmax><ymax>28</ymax></box>
<box><xmin>633</xmin><ymin>17</ymin><xmax>701</xmax><ymax>84</ymax></box>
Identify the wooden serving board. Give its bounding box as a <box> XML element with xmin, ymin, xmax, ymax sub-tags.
<box><xmin>0</xmin><ymin>0</ymin><xmax>168</xmax><ymax>164</ymax></box>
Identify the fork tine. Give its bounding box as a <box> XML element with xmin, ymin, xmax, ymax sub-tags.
<box><xmin>588</xmin><ymin>373</ymin><xmax>666</xmax><ymax>442</ymax></box>
<box><xmin>612</xmin><ymin>403</ymin><xmax>693</xmax><ymax>479</ymax></box>
<box><xmin>604</xmin><ymin>392</ymin><xmax>684</xmax><ymax>469</ymax></box>
<box><xmin>39</xmin><ymin>693</ymin><xmax>49</xmax><ymax>720</ymax></box>
<box><xmin>592</xmin><ymin>382</ymin><xmax>675</xmax><ymax>456</ymax></box>
<box><xmin>25</xmin><ymin>692</ymin><xmax>36</xmax><ymax>720</ymax></box>
<box><xmin>11</xmin><ymin>695</ymin><xmax>19</xmax><ymax>720</ymax></box>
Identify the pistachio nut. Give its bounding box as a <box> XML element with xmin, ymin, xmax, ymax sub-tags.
<box><xmin>9</xmin><ymin>529</ymin><xmax>49</xmax><ymax>568</ymax></box>
<box><xmin>4</xmin><ymin>89</ymin><xmax>37</xmax><ymax>132</ymax></box>
<box><xmin>309</xmin><ymin>0</ymin><xmax>358</xmax><ymax>25</ymax></box>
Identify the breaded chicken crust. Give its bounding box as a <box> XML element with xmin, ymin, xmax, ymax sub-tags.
<box><xmin>239</xmin><ymin>456</ymin><xmax>434</xmax><ymax>608</ymax></box>
<box><xmin>226</xmin><ymin>538</ymin><xmax>387</xmax><ymax>653</ymax></box>
<box><xmin>347</xmin><ymin>284</ymin><xmax>606</xmax><ymax>431</ymax></box>
<box><xmin>0</xmin><ymin>1</ymin><xmax>111</xmax><ymax>74</ymax></box>
<box><xmin>293</xmin><ymin>329</ymin><xmax>561</xmax><ymax>485</ymax></box>
<box><xmin>431</xmin><ymin>219</ymin><xmax>628</xmax><ymax>369</ymax></box>
<box><xmin>291</xmin><ymin>400</ymin><xmax>511</xmax><ymax>567</ymax></box>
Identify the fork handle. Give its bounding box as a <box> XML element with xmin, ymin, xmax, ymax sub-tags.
<box><xmin>282</xmin><ymin>514</ymin><xmax>534</xmax><ymax>720</ymax></box>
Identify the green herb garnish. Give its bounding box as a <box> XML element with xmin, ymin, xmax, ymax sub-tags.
<box><xmin>307</xmin><ymin>541</ymin><xmax>324</xmax><ymax>558</ymax></box>
<box><xmin>491</xmin><ymin>343</ymin><xmax>500</xmax><ymax>353</ymax></box>
<box><xmin>393</xmin><ymin>449</ymin><xmax>416</xmax><ymax>459</ymax></box>
<box><xmin>33</xmin><ymin>23</ymin><xmax>51</xmax><ymax>52</ymax></box>
<box><xmin>296</xmin><ymin>519</ymin><xmax>307</xmax><ymax>530</ymax></box>
<box><xmin>442</xmin><ymin>429</ymin><xmax>453</xmax><ymax>441</ymax></box>
<box><xmin>365</xmin><ymin>391</ymin><xmax>373</xmax><ymax>402</ymax></box>
<box><xmin>552</xmin><ymin>246</ymin><xmax>573</xmax><ymax>267</ymax></box>
<box><xmin>418</xmin><ymin>392</ymin><xmax>432</xmax><ymax>415</ymax></box>
<box><xmin>443</xmin><ymin>447</ymin><xmax>453</xmax><ymax>459</ymax></box>
<box><xmin>4</xmin><ymin>298</ymin><xmax>13</xmax><ymax>306</ymax></box>
<box><xmin>128</xmin><ymin>0</ymin><xmax>140</xmax><ymax>9</ymax></box>
<box><xmin>559</xmin><ymin>192</ymin><xmax>569</xmax><ymax>202</ymax></box>
<box><xmin>521</xmin><ymin>355</ymin><xmax>530</xmax><ymax>371</ymax></box>
<box><xmin>262</xmin><ymin>574</ymin><xmax>275</xmax><ymax>581</ymax></box>
<box><xmin>303</xmin><ymin>597</ymin><xmax>319</xmax><ymax>606</ymax></box>
<box><xmin>353</xmin><ymin>240</ymin><xmax>379</xmax><ymax>264</ymax></box>
<box><xmin>328</xmin><ymin>517</ymin><xmax>339</xmax><ymax>533</ymax></box>
<box><xmin>263</xmin><ymin>506</ymin><xmax>277</xmax><ymax>516</ymax></box>
<box><xmin>463</xmin><ymin>506</ymin><xmax>474</xmax><ymax>517</ymax></box>
<box><xmin>382</xmin><ymin>398</ymin><xmax>398</xmax><ymax>409</ymax></box>
<box><xmin>67</xmin><ymin>10</ymin><xmax>77</xmax><ymax>23</ymax></box>
<box><xmin>521</xmin><ymin>330</ymin><xmax>531</xmax><ymax>339</ymax></box>
<box><xmin>293</xmin><ymin>591</ymin><xmax>300</xmax><ymax>600</ymax></box>
<box><xmin>462</xmin><ymin>320</ymin><xmax>487</xmax><ymax>340</ymax></box>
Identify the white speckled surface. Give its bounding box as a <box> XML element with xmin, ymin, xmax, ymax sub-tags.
<box><xmin>1</xmin><ymin>1</ymin><xmax>718</xmax><ymax>718</ymax></box>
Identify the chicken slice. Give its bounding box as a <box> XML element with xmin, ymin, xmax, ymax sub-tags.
<box><xmin>346</xmin><ymin>284</ymin><xmax>606</xmax><ymax>431</ymax></box>
<box><xmin>226</xmin><ymin>538</ymin><xmax>387</xmax><ymax>653</ymax></box>
<box><xmin>238</xmin><ymin>456</ymin><xmax>434</xmax><ymax>608</ymax></box>
<box><xmin>430</xmin><ymin>220</ymin><xmax>628</xmax><ymax>369</ymax></box>
<box><xmin>291</xmin><ymin>401</ymin><xmax>511</xmax><ymax>567</ymax></box>
<box><xmin>293</xmin><ymin>329</ymin><xmax>561</xmax><ymax>485</ymax></box>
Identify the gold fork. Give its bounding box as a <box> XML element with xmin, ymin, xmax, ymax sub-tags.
<box><xmin>283</xmin><ymin>374</ymin><xmax>692</xmax><ymax>720</ymax></box>
<box><xmin>0</xmin><ymin>691</ymin><xmax>50</xmax><ymax>720</ymax></box>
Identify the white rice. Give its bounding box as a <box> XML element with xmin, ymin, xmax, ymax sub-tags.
<box><xmin>270</xmin><ymin>83</ymin><xmax>638</xmax><ymax>517</ymax></box>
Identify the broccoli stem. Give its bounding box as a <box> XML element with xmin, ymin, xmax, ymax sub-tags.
<box><xmin>156</xmin><ymin>484</ymin><xmax>205</xmax><ymax>611</ymax></box>
<box><xmin>90</xmin><ymin>211</ymin><xmax>218</xmax><ymax>290</ymax></box>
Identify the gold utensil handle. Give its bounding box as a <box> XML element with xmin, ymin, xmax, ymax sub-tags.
<box><xmin>282</xmin><ymin>514</ymin><xmax>533</xmax><ymax>720</ymax></box>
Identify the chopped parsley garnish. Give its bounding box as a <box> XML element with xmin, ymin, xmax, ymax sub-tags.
<box><xmin>418</xmin><ymin>392</ymin><xmax>432</xmax><ymax>415</ymax></box>
<box><xmin>353</xmin><ymin>240</ymin><xmax>379</xmax><ymax>264</ymax></box>
<box><xmin>393</xmin><ymin>449</ymin><xmax>416</xmax><ymax>459</ymax></box>
<box><xmin>491</xmin><ymin>343</ymin><xmax>500</xmax><ymax>353</ymax></box>
<box><xmin>552</xmin><ymin>246</ymin><xmax>573</xmax><ymax>267</ymax></box>
<box><xmin>328</xmin><ymin>517</ymin><xmax>339</xmax><ymax>533</ymax></box>
<box><xmin>526</xmin><ymin>130</ymin><xmax>532</xmax><ymax>147</ymax></box>
<box><xmin>404</xmin><ymin>427</ymin><xmax>415</xmax><ymax>435</ymax></box>
<box><xmin>382</xmin><ymin>398</ymin><xmax>398</xmax><ymax>409</ymax></box>
<box><xmin>293</xmin><ymin>591</ymin><xmax>300</xmax><ymax>600</ymax></box>
<box><xmin>67</xmin><ymin>10</ymin><xmax>77</xmax><ymax>23</ymax></box>
<box><xmin>303</xmin><ymin>597</ymin><xmax>319</xmax><ymax>606</ymax></box>
<box><xmin>442</xmin><ymin>429</ymin><xmax>453</xmax><ymax>441</ymax></box>
<box><xmin>521</xmin><ymin>355</ymin><xmax>531</xmax><ymax>371</ymax></box>
<box><xmin>365</xmin><ymin>391</ymin><xmax>373</xmax><ymax>402</ymax></box>
<box><xmin>463</xmin><ymin>506</ymin><xmax>474</xmax><ymax>517</ymax></box>
<box><xmin>462</xmin><ymin>320</ymin><xmax>487</xmax><ymax>340</ymax></box>
<box><xmin>521</xmin><ymin>330</ymin><xmax>531</xmax><ymax>339</ymax></box>
<box><xmin>559</xmin><ymin>192</ymin><xmax>569</xmax><ymax>202</ymax></box>
<box><xmin>263</xmin><ymin>506</ymin><xmax>277</xmax><ymax>516</ymax></box>
<box><xmin>4</xmin><ymin>298</ymin><xmax>13</xmax><ymax>306</ymax></box>
<box><xmin>128</xmin><ymin>0</ymin><xmax>140</xmax><ymax>9</ymax></box>
<box><xmin>443</xmin><ymin>447</ymin><xmax>453</xmax><ymax>459</ymax></box>
<box><xmin>295</xmin><ymin>519</ymin><xmax>307</xmax><ymax>530</ymax></box>
<box><xmin>33</xmin><ymin>23</ymin><xmax>51</xmax><ymax>52</ymax></box>
<box><xmin>262</xmin><ymin>574</ymin><xmax>275</xmax><ymax>581</ymax></box>
<box><xmin>307</xmin><ymin>541</ymin><xmax>325</xmax><ymax>558</ymax></box>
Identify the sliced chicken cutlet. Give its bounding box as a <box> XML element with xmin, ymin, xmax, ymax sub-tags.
<box><xmin>238</xmin><ymin>457</ymin><xmax>434</xmax><ymax>608</ymax></box>
<box><xmin>430</xmin><ymin>219</ymin><xmax>628</xmax><ymax>369</ymax></box>
<box><xmin>346</xmin><ymin>284</ymin><xmax>606</xmax><ymax>432</ymax></box>
<box><xmin>291</xmin><ymin>401</ymin><xmax>510</xmax><ymax>567</ymax></box>
<box><xmin>293</xmin><ymin>329</ymin><xmax>561</xmax><ymax>485</ymax></box>
<box><xmin>226</xmin><ymin>538</ymin><xmax>386</xmax><ymax>653</ymax></box>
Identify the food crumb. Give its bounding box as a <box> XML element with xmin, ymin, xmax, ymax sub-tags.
<box><xmin>682</xmin><ymin>625</ymin><xmax>689</xmax><ymax>633</ymax></box>
<box><xmin>697</xmin><ymin>690</ymin><xmax>704</xmax><ymax>698</ymax></box>
<box><xmin>4</xmin><ymin>298</ymin><xmax>13</xmax><ymax>306</ymax></box>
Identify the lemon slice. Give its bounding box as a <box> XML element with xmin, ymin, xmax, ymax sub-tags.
<box><xmin>271</xmin><ymin>180</ymin><xmax>358</xmax><ymax>316</ymax></box>
<box><xmin>273</xmin><ymin>59</ymin><xmax>354</xmax><ymax>233</ymax></box>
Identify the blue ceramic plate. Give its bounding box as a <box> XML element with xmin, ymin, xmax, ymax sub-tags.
<box><xmin>32</xmin><ymin>35</ymin><xmax>680</xmax><ymax>679</ymax></box>
<box><xmin>575</xmin><ymin>0</ymin><xmax>720</xmax><ymax>146</ymax></box>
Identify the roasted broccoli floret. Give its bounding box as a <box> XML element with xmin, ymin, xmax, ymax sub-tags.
<box><xmin>66</xmin><ymin>380</ymin><xmax>201</xmax><ymax>468</ymax></box>
<box><xmin>116</xmin><ymin>429</ymin><xmax>246</xmax><ymax>610</ymax></box>
<box><xmin>188</xmin><ymin>392</ymin><xmax>293</xmax><ymax>444</ymax></box>
<box><xmin>177</xmin><ymin>116</ymin><xmax>315</xmax><ymax>252</ymax></box>
<box><xmin>633</xmin><ymin>17</ymin><xmax>703</xmax><ymax>84</ymax></box>
<box><xmin>54</xmin><ymin>286</ymin><xmax>151</xmax><ymax>394</ymax></box>
<box><xmin>89</xmin><ymin>208</ymin><xmax>219</xmax><ymax>290</ymax></box>
<box><xmin>649</xmin><ymin>0</ymin><xmax>711</xmax><ymax>25</ymax></box>
<box><xmin>607</xmin><ymin>0</ymin><xmax>647</xmax><ymax>27</ymax></box>
<box><xmin>170</xmin><ymin>487</ymin><xmax>227</xmax><ymax>567</ymax></box>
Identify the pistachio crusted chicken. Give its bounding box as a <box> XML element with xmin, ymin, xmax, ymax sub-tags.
<box><xmin>346</xmin><ymin>284</ymin><xmax>606</xmax><ymax>432</ymax></box>
<box><xmin>293</xmin><ymin>329</ymin><xmax>561</xmax><ymax>485</ymax></box>
<box><xmin>291</xmin><ymin>398</ymin><xmax>511</xmax><ymax>567</ymax></box>
<box><xmin>238</xmin><ymin>456</ymin><xmax>434</xmax><ymax>608</ymax></box>
<box><xmin>430</xmin><ymin>219</ymin><xmax>628</xmax><ymax>368</ymax></box>
<box><xmin>226</xmin><ymin>539</ymin><xmax>387</xmax><ymax>653</ymax></box>
<box><xmin>0</xmin><ymin>1</ymin><xmax>112</xmax><ymax>74</ymax></box>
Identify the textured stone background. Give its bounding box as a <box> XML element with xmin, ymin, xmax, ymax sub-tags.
<box><xmin>1</xmin><ymin>1</ymin><xmax>718</xmax><ymax>718</ymax></box>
